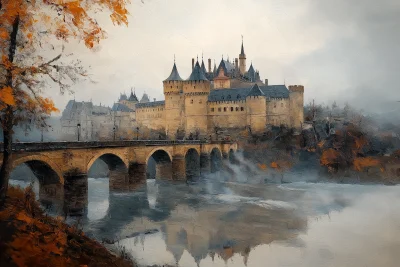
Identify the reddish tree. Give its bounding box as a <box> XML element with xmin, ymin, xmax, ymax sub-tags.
<box><xmin>0</xmin><ymin>0</ymin><xmax>130</xmax><ymax>202</ymax></box>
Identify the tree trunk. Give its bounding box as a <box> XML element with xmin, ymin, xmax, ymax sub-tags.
<box><xmin>0</xmin><ymin>107</ymin><xmax>13</xmax><ymax>201</ymax></box>
<box><xmin>0</xmin><ymin>15</ymin><xmax>20</xmax><ymax>204</ymax></box>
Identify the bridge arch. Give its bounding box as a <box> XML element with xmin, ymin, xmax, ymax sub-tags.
<box><xmin>146</xmin><ymin>149</ymin><xmax>173</xmax><ymax>180</ymax></box>
<box><xmin>87</xmin><ymin>150</ymin><xmax>129</xmax><ymax>172</ymax></box>
<box><xmin>12</xmin><ymin>155</ymin><xmax>64</xmax><ymax>185</ymax></box>
<box><xmin>185</xmin><ymin>148</ymin><xmax>200</xmax><ymax>180</ymax></box>
<box><xmin>210</xmin><ymin>147</ymin><xmax>223</xmax><ymax>173</ymax></box>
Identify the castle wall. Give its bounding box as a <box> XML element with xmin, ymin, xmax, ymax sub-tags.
<box><xmin>289</xmin><ymin>85</ymin><xmax>305</xmax><ymax>129</ymax></box>
<box><xmin>136</xmin><ymin>105</ymin><xmax>165</xmax><ymax>131</ymax></box>
<box><xmin>184</xmin><ymin>94</ymin><xmax>209</xmax><ymax>136</ymax></box>
<box><xmin>266</xmin><ymin>98</ymin><xmax>290</xmax><ymax>126</ymax></box>
<box><xmin>164</xmin><ymin>81</ymin><xmax>185</xmax><ymax>139</ymax></box>
<box><xmin>207</xmin><ymin>101</ymin><xmax>247</xmax><ymax>130</ymax></box>
<box><xmin>246</xmin><ymin>96</ymin><xmax>267</xmax><ymax>133</ymax></box>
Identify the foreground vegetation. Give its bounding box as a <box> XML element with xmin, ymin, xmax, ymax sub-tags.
<box><xmin>0</xmin><ymin>186</ymin><xmax>134</xmax><ymax>267</ymax></box>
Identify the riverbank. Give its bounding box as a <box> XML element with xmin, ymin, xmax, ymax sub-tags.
<box><xmin>0</xmin><ymin>186</ymin><xmax>135</xmax><ymax>267</ymax></box>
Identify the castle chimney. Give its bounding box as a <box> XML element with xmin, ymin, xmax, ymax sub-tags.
<box><xmin>192</xmin><ymin>58</ymin><xmax>195</xmax><ymax>70</ymax></box>
<box><xmin>208</xmin><ymin>58</ymin><xmax>212</xmax><ymax>73</ymax></box>
<box><xmin>235</xmin><ymin>58</ymin><xmax>238</xmax><ymax>70</ymax></box>
<box><xmin>265</xmin><ymin>79</ymin><xmax>268</xmax><ymax>86</ymax></box>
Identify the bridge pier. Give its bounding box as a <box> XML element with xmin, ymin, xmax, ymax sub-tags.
<box><xmin>109</xmin><ymin>169</ymin><xmax>129</xmax><ymax>190</ymax></box>
<box><xmin>129</xmin><ymin>163</ymin><xmax>147</xmax><ymax>183</ymax></box>
<box><xmin>172</xmin><ymin>156</ymin><xmax>186</xmax><ymax>181</ymax></box>
<box><xmin>200</xmin><ymin>153</ymin><xmax>211</xmax><ymax>174</ymax></box>
<box><xmin>156</xmin><ymin>161</ymin><xmax>172</xmax><ymax>180</ymax></box>
<box><xmin>63</xmin><ymin>174</ymin><xmax>88</xmax><ymax>217</ymax></box>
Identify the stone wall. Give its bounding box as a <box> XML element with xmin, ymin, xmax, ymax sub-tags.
<box><xmin>207</xmin><ymin>101</ymin><xmax>247</xmax><ymax>129</ymax></box>
<box><xmin>136</xmin><ymin>104</ymin><xmax>165</xmax><ymax>130</ymax></box>
<box><xmin>266</xmin><ymin>98</ymin><xmax>290</xmax><ymax>126</ymax></box>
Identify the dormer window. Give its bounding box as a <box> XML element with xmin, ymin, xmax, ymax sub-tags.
<box><xmin>227</xmin><ymin>95</ymin><xmax>231</xmax><ymax>100</ymax></box>
<box><xmin>237</xmin><ymin>94</ymin><xmax>240</xmax><ymax>99</ymax></box>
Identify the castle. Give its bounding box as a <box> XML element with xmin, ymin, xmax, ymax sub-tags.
<box><xmin>60</xmin><ymin>39</ymin><xmax>304</xmax><ymax>141</ymax></box>
<box><xmin>135</xmin><ymin>39</ymin><xmax>304</xmax><ymax>139</ymax></box>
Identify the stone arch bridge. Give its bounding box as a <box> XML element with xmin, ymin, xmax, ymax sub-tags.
<box><xmin>2</xmin><ymin>140</ymin><xmax>237</xmax><ymax>187</ymax></box>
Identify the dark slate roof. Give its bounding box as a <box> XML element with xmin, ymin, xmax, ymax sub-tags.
<box><xmin>201</xmin><ymin>60</ymin><xmax>207</xmax><ymax>74</ymax></box>
<box><xmin>140</xmin><ymin>93</ymin><xmax>150</xmax><ymax>103</ymax></box>
<box><xmin>246</xmin><ymin>64</ymin><xmax>256</xmax><ymax>81</ymax></box>
<box><xmin>217</xmin><ymin>59</ymin><xmax>235</xmax><ymax>76</ymax></box>
<box><xmin>119</xmin><ymin>93</ymin><xmax>128</xmax><ymax>101</ymax></box>
<box><xmin>247</xmin><ymin>84</ymin><xmax>264</xmax><ymax>96</ymax></box>
<box><xmin>128</xmin><ymin>90</ymin><xmax>139</xmax><ymax>102</ymax></box>
<box><xmin>164</xmin><ymin>63</ymin><xmax>183</xmax><ymax>81</ymax></box>
<box><xmin>112</xmin><ymin>103</ymin><xmax>133</xmax><ymax>112</ymax></box>
<box><xmin>240</xmin><ymin>40</ymin><xmax>245</xmax><ymax>56</ymax></box>
<box><xmin>208</xmin><ymin>85</ymin><xmax>289</xmax><ymax>102</ymax></box>
<box><xmin>136</xmin><ymin>100</ymin><xmax>165</xmax><ymax>108</ymax></box>
<box><xmin>187</xmin><ymin>61</ymin><xmax>208</xmax><ymax>81</ymax></box>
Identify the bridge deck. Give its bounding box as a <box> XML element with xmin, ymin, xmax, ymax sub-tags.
<box><xmin>0</xmin><ymin>140</ymin><xmax>234</xmax><ymax>153</ymax></box>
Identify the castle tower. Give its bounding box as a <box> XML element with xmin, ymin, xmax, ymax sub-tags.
<box><xmin>239</xmin><ymin>38</ymin><xmax>246</xmax><ymax>75</ymax></box>
<box><xmin>163</xmin><ymin>62</ymin><xmax>184</xmax><ymax>139</ymax></box>
<box><xmin>183</xmin><ymin>60</ymin><xmax>210</xmax><ymax>138</ymax></box>
<box><xmin>289</xmin><ymin>85</ymin><xmax>304</xmax><ymax>129</ymax></box>
<box><xmin>246</xmin><ymin>84</ymin><xmax>267</xmax><ymax>134</ymax></box>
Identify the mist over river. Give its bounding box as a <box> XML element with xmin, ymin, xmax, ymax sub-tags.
<box><xmin>9</xmin><ymin>154</ymin><xmax>400</xmax><ymax>267</ymax></box>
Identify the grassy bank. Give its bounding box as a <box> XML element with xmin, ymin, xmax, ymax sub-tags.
<box><xmin>0</xmin><ymin>186</ymin><xmax>135</xmax><ymax>267</ymax></box>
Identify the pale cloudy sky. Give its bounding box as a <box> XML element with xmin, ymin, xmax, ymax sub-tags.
<box><xmin>47</xmin><ymin>0</ymin><xmax>400</xmax><ymax>114</ymax></box>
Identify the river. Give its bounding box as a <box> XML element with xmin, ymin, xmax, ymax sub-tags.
<box><xmin>9</xmin><ymin>157</ymin><xmax>400</xmax><ymax>267</ymax></box>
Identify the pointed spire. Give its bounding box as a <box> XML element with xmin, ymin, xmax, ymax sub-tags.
<box><xmin>241</xmin><ymin>35</ymin><xmax>245</xmax><ymax>56</ymax></box>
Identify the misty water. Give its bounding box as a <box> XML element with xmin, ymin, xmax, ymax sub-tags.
<box><xmin>10</xmin><ymin>155</ymin><xmax>400</xmax><ymax>267</ymax></box>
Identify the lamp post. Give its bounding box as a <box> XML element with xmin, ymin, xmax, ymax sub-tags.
<box><xmin>136</xmin><ymin>126</ymin><xmax>139</xmax><ymax>140</ymax></box>
<box><xmin>77</xmin><ymin>123</ymin><xmax>81</xmax><ymax>141</ymax></box>
<box><xmin>40</xmin><ymin>124</ymin><xmax>44</xmax><ymax>142</ymax></box>
<box><xmin>113</xmin><ymin>126</ymin><xmax>116</xmax><ymax>141</ymax></box>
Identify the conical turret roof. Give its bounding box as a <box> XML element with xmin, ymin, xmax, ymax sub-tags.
<box><xmin>164</xmin><ymin>63</ymin><xmax>183</xmax><ymax>81</ymax></box>
<box><xmin>247</xmin><ymin>83</ymin><xmax>264</xmax><ymax>97</ymax></box>
<box><xmin>128</xmin><ymin>88</ymin><xmax>138</xmax><ymax>102</ymax></box>
<box><xmin>240</xmin><ymin>39</ymin><xmax>245</xmax><ymax>56</ymax></box>
<box><xmin>187</xmin><ymin>61</ymin><xmax>208</xmax><ymax>81</ymax></box>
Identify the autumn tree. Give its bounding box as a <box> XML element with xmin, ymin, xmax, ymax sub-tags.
<box><xmin>0</xmin><ymin>0</ymin><xmax>130</xmax><ymax>202</ymax></box>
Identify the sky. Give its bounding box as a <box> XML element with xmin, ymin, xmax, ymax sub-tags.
<box><xmin>46</xmin><ymin>0</ymin><xmax>400</xmax><ymax>114</ymax></box>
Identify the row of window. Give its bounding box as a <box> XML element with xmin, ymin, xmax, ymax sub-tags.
<box><xmin>210</xmin><ymin>107</ymin><xmax>245</xmax><ymax>112</ymax></box>
<box><xmin>137</xmin><ymin>108</ymin><xmax>164</xmax><ymax>112</ymax></box>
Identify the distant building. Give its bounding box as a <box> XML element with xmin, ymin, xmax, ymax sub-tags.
<box><xmin>135</xmin><ymin>38</ymin><xmax>304</xmax><ymax>139</ymax></box>
<box><xmin>60</xmin><ymin>88</ymin><xmax>150</xmax><ymax>141</ymax></box>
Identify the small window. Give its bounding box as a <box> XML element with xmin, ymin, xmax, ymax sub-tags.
<box><xmin>224</xmin><ymin>107</ymin><xmax>227</xmax><ymax>112</ymax></box>
<box><xmin>274</xmin><ymin>103</ymin><xmax>276</xmax><ymax>108</ymax></box>
<box><xmin>218</xmin><ymin>107</ymin><xmax>221</xmax><ymax>112</ymax></box>
<box><xmin>236</xmin><ymin>107</ymin><xmax>239</xmax><ymax>111</ymax></box>
<box><xmin>211</xmin><ymin>108</ymin><xmax>215</xmax><ymax>112</ymax></box>
<box><xmin>230</xmin><ymin>107</ymin><xmax>233</xmax><ymax>111</ymax></box>
<box><xmin>241</xmin><ymin>107</ymin><xmax>244</xmax><ymax>111</ymax></box>
<box><xmin>191</xmin><ymin>99</ymin><xmax>193</xmax><ymax>104</ymax></box>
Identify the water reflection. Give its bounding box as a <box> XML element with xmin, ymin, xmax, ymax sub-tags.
<box><xmin>10</xmin><ymin>167</ymin><xmax>400</xmax><ymax>267</ymax></box>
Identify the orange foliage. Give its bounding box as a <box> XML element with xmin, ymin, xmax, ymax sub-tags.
<box><xmin>0</xmin><ymin>0</ymin><xmax>130</xmax><ymax>122</ymax></box>
<box><xmin>320</xmin><ymin>148</ymin><xmax>340</xmax><ymax>167</ymax></box>
<box><xmin>353</xmin><ymin>157</ymin><xmax>381</xmax><ymax>172</ymax></box>
<box><xmin>0</xmin><ymin>86</ymin><xmax>16</xmax><ymax>108</ymax></box>
<box><xmin>0</xmin><ymin>186</ymin><xmax>133</xmax><ymax>267</ymax></box>
<box><xmin>258</xmin><ymin>163</ymin><xmax>267</xmax><ymax>170</ymax></box>
<box><xmin>270</xmin><ymin>162</ymin><xmax>279</xmax><ymax>169</ymax></box>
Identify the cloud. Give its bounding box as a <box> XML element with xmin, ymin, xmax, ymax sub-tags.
<box><xmin>45</xmin><ymin>0</ymin><xmax>399</xmax><ymax>116</ymax></box>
